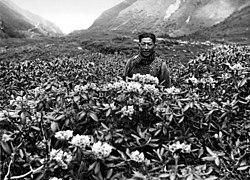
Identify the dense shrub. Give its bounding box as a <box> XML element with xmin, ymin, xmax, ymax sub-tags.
<box><xmin>0</xmin><ymin>44</ymin><xmax>250</xmax><ymax>180</ymax></box>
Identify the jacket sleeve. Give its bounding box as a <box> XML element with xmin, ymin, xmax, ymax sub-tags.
<box><xmin>123</xmin><ymin>58</ymin><xmax>132</xmax><ymax>79</ymax></box>
<box><xmin>159</xmin><ymin>61</ymin><xmax>171</xmax><ymax>88</ymax></box>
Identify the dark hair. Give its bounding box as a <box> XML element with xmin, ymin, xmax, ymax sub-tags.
<box><xmin>138</xmin><ymin>32</ymin><xmax>156</xmax><ymax>44</ymax></box>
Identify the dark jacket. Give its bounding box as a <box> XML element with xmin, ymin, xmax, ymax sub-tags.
<box><xmin>124</xmin><ymin>54</ymin><xmax>171</xmax><ymax>88</ymax></box>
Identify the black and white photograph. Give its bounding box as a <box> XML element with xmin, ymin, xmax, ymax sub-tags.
<box><xmin>1</xmin><ymin>0</ymin><xmax>250</xmax><ymax>179</ymax></box>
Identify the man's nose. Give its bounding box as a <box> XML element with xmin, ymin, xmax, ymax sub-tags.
<box><xmin>144</xmin><ymin>44</ymin><xmax>149</xmax><ymax>49</ymax></box>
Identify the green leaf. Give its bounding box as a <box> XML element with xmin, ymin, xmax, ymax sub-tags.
<box><xmin>0</xmin><ymin>141</ymin><xmax>11</xmax><ymax>155</ymax></box>
<box><xmin>237</xmin><ymin>165</ymin><xmax>250</xmax><ymax>171</ymax></box>
<box><xmin>55</xmin><ymin>114</ymin><xmax>65</xmax><ymax>121</ymax></box>
<box><xmin>187</xmin><ymin>174</ymin><xmax>194</xmax><ymax>180</ymax></box>
<box><xmin>159</xmin><ymin>173</ymin><xmax>170</xmax><ymax>178</ymax></box>
<box><xmin>206</xmin><ymin>146</ymin><xmax>216</xmax><ymax>156</ymax></box>
<box><xmin>178</xmin><ymin>116</ymin><xmax>184</xmax><ymax>123</ymax></box>
<box><xmin>238</xmin><ymin>77</ymin><xmax>248</xmax><ymax>87</ymax></box>
<box><xmin>202</xmin><ymin>156</ymin><xmax>216</xmax><ymax>161</ymax></box>
<box><xmin>50</xmin><ymin>121</ymin><xmax>59</xmax><ymax>132</ymax></box>
<box><xmin>132</xmin><ymin>171</ymin><xmax>147</xmax><ymax>179</ymax></box>
<box><xmin>215</xmin><ymin>157</ymin><xmax>220</xmax><ymax>166</ymax></box>
<box><xmin>89</xmin><ymin>112</ymin><xmax>98</xmax><ymax>122</ymax></box>
<box><xmin>31</xmin><ymin>126</ymin><xmax>41</xmax><ymax>131</ymax></box>
<box><xmin>106</xmin><ymin>109</ymin><xmax>111</xmax><ymax>117</ymax></box>
<box><xmin>97</xmin><ymin>171</ymin><xmax>104</xmax><ymax>180</ymax></box>
<box><xmin>183</xmin><ymin>103</ymin><xmax>190</xmax><ymax>112</ymax></box>
<box><xmin>88</xmin><ymin>161</ymin><xmax>97</xmax><ymax>171</ymax></box>
<box><xmin>106</xmin><ymin>169</ymin><xmax>113</xmax><ymax>179</ymax></box>
<box><xmin>35</xmin><ymin>173</ymin><xmax>44</xmax><ymax>180</ymax></box>
<box><xmin>79</xmin><ymin>111</ymin><xmax>86</xmax><ymax>120</ymax></box>
<box><xmin>74</xmin><ymin>95</ymin><xmax>81</xmax><ymax>102</ymax></box>
<box><xmin>205</xmin><ymin>176</ymin><xmax>218</xmax><ymax>180</ymax></box>
<box><xmin>94</xmin><ymin>161</ymin><xmax>100</xmax><ymax>174</ymax></box>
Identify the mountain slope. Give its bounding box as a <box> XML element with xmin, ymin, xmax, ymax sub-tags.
<box><xmin>0</xmin><ymin>0</ymin><xmax>33</xmax><ymax>38</ymax></box>
<box><xmin>188</xmin><ymin>4</ymin><xmax>250</xmax><ymax>44</ymax></box>
<box><xmin>87</xmin><ymin>0</ymin><xmax>250</xmax><ymax>37</ymax></box>
<box><xmin>0</xmin><ymin>0</ymin><xmax>63</xmax><ymax>38</ymax></box>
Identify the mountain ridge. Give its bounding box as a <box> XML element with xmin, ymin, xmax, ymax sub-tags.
<box><xmin>0</xmin><ymin>0</ymin><xmax>63</xmax><ymax>38</ymax></box>
<box><xmin>86</xmin><ymin>0</ymin><xmax>250</xmax><ymax>39</ymax></box>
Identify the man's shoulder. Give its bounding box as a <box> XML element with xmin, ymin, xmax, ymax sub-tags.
<box><xmin>129</xmin><ymin>54</ymin><xmax>139</xmax><ymax>61</ymax></box>
<box><xmin>126</xmin><ymin>54</ymin><xmax>140</xmax><ymax>66</ymax></box>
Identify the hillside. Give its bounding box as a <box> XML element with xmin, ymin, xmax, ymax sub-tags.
<box><xmin>0</xmin><ymin>0</ymin><xmax>33</xmax><ymax>38</ymax></box>
<box><xmin>86</xmin><ymin>0</ymin><xmax>250</xmax><ymax>38</ymax></box>
<box><xmin>187</xmin><ymin>4</ymin><xmax>250</xmax><ymax>44</ymax></box>
<box><xmin>0</xmin><ymin>0</ymin><xmax>63</xmax><ymax>38</ymax></box>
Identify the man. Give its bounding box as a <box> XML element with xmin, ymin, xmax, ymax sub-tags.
<box><xmin>123</xmin><ymin>32</ymin><xmax>171</xmax><ymax>88</ymax></box>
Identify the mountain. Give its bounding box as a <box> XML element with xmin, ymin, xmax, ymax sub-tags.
<box><xmin>0</xmin><ymin>0</ymin><xmax>63</xmax><ymax>38</ymax></box>
<box><xmin>188</xmin><ymin>4</ymin><xmax>250</xmax><ymax>44</ymax></box>
<box><xmin>87</xmin><ymin>0</ymin><xmax>250</xmax><ymax>37</ymax></box>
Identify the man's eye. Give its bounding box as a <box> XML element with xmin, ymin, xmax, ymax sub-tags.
<box><xmin>141</xmin><ymin>43</ymin><xmax>153</xmax><ymax>46</ymax></box>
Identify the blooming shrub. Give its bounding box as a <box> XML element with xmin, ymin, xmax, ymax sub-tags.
<box><xmin>55</xmin><ymin>130</ymin><xmax>73</xmax><ymax>141</ymax></box>
<box><xmin>130</xmin><ymin>150</ymin><xmax>146</xmax><ymax>163</ymax></box>
<box><xmin>0</xmin><ymin>44</ymin><xmax>250</xmax><ymax>179</ymax></box>
<box><xmin>70</xmin><ymin>134</ymin><xmax>92</xmax><ymax>149</ymax></box>
<box><xmin>91</xmin><ymin>141</ymin><xmax>113</xmax><ymax>159</ymax></box>
<box><xmin>49</xmin><ymin>149</ymin><xmax>73</xmax><ymax>169</ymax></box>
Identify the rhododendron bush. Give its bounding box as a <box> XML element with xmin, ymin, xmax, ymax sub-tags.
<box><xmin>0</xmin><ymin>44</ymin><xmax>250</xmax><ymax>180</ymax></box>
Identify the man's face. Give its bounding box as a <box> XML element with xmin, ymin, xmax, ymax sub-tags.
<box><xmin>139</xmin><ymin>37</ymin><xmax>155</xmax><ymax>57</ymax></box>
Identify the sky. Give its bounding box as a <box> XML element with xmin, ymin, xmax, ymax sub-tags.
<box><xmin>11</xmin><ymin>0</ymin><xmax>125</xmax><ymax>34</ymax></box>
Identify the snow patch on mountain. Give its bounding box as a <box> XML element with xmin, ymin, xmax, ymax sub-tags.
<box><xmin>186</xmin><ymin>16</ymin><xmax>190</xmax><ymax>23</ymax></box>
<box><xmin>164</xmin><ymin>0</ymin><xmax>182</xmax><ymax>20</ymax></box>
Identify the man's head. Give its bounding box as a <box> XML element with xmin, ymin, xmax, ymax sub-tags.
<box><xmin>138</xmin><ymin>32</ymin><xmax>156</xmax><ymax>57</ymax></box>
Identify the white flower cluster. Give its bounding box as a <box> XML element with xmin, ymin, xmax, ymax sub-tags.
<box><xmin>1</xmin><ymin>133</ymin><xmax>14</xmax><ymax>142</ymax></box>
<box><xmin>92</xmin><ymin>141</ymin><xmax>113</xmax><ymax>159</ymax></box>
<box><xmin>199</xmin><ymin>77</ymin><xmax>218</xmax><ymax>85</ymax></box>
<box><xmin>106</xmin><ymin>81</ymin><xmax>159</xmax><ymax>95</ymax></box>
<box><xmin>186</xmin><ymin>75</ymin><xmax>218</xmax><ymax>87</ymax></box>
<box><xmin>132</xmin><ymin>73</ymin><xmax>159</xmax><ymax>85</ymax></box>
<box><xmin>32</xmin><ymin>86</ymin><xmax>45</xmax><ymax>97</ymax></box>
<box><xmin>74</xmin><ymin>83</ymin><xmax>99</xmax><ymax>92</ymax></box>
<box><xmin>103</xmin><ymin>74</ymin><xmax>161</xmax><ymax>95</ymax></box>
<box><xmin>168</xmin><ymin>141</ymin><xmax>191</xmax><ymax>153</ymax></box>
<box><xmin>130</xmin><ymin>150</ymin><xmax>145</xmax><ymax>163</ymax></box>
<box><xmin>9</xmin><ymin>96</ymin><xmax>28</xmax><ymax>106</ymax></box>
<box><xmin>49</xmin><ymin>177</ymin><xmax>62</xmax><ymax>180</ymax></box>
<box><xmin>70</xmin><ymin>134</ymin><xmax>92</xmax><ymax>149</ymax></box>
<box><xmin>105</xmin><ymin>81</ymin><xmax>127</xmax><ymax>91</ymax></box>
<box><xmin>9</xmin><ymin>95</ymin><xmax>37</xmax><ymax>109</ymax></box>
<box><xmin>143</xmin><ymin>84</ymin><xmax>159</xmax><ymax>94</ymax></box>
<box><xmin>230</xmin><ymin>63</ymin><xmax>245</xmax><ymax>71</ymax></box>
<box><xmin>50</xmin><ymin>149</ymin><xmax>73</xmax><ymax>169</ymax></box>
<box><xmin>154</xmin><ymin>105</ymin><xmax>168</xmax><ymax>114</ymax></box>
<box><xmin>186</xmin><ymin>76</ymin><xmax>198</xmax><ymax>85</ymax></box>
<box><xmin>164</xmin><ymin>87</ymin><xmax>181</xmax><ymax>94</ymax></box>
<box><xmin>221</xmin><ymin>73</ymin><xmax>231</xmax><ymax>80</ymax></box>
<box><xmin>126</xmin><ymin>82</ymin><xmax>143</xmax><ymax>94</ymax></box>
<box><xmin>35</xmin><ymin>140</ymin><xmax>47</xmax><ymax>150</ymax></box>
<box><xmin>0</xmin><ymin>110</ymin><xmax>19</xmax><ymax>119</ymax></box>
<box><xmin>55</xmin><ymin>130</ymin><xmax>73</xmax><ymax>141</ymax></box>
<box><xmin>120</xmin><ymin>105</ymin><xmax>134</xmax><ymax>119</ymax></box>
